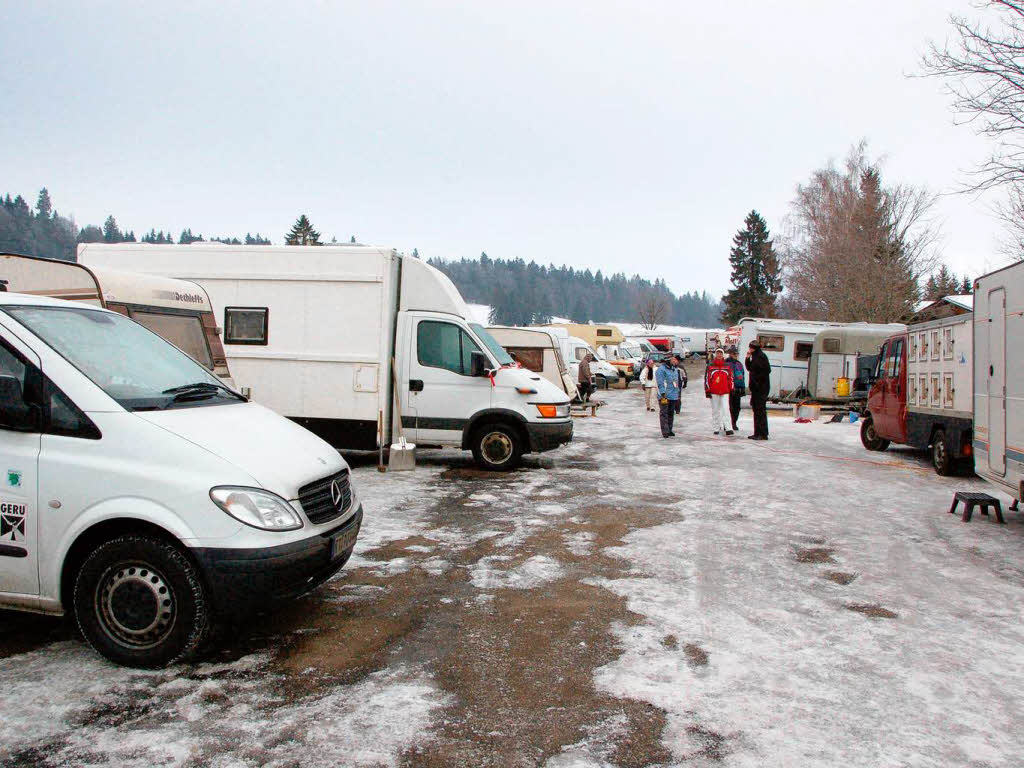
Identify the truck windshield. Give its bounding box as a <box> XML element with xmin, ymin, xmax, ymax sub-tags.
<box><xmin>470</xmin><ymin>323</ymin><xmax>514</xmax><ymax>366</ymax></box>
<box><xmin>4</xmin><ymin>305</ymin><xmax>239</xmax><ymax>411</ymax></box>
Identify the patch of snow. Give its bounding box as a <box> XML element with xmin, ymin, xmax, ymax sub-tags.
<box><xmin>470</xmin><ymin>555</ymin><xmax>565</xmax><ymax>590</ymax></box>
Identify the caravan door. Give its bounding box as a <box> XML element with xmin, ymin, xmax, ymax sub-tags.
<box><xmin>988</xmin><ymin>288</ymin><xmax>1007</xmax><ymax>475</ymax></box>
<box><xmin>406</xmin><ymin>313</ymin><xmax>492</xmax><ymax>445</ymax></box>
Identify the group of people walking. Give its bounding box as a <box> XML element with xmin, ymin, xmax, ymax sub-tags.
<box><xmin>641</xmin><ymin>341</ymin><xmax>772</xmax><ymax>440</ymax></box>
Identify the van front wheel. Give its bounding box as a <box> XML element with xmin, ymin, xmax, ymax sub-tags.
<box><xmin>471</xmin><ymin>423</ymin><xmax>523</xmax><ymax>471</ymax></box>
<box><xmin>74</xmin><ymin>535</ymin><xmax>209</xmax><ymax>668</ymax></box>
<box><xmin>860</xmin><ymin>418</ymin><xmax>890</xmax><ymax>452</ymax></box>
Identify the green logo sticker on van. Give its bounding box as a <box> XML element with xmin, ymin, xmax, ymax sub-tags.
<box><xmin>7</xmin><ymin>470</ymin><xmax>21</xmax><ymax>488</ymax></box>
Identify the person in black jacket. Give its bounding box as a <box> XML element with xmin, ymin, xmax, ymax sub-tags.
<box><xmin>745</xmin><ymin>340</ymin><xmax>771</xmax><ymax>440</ymax></box>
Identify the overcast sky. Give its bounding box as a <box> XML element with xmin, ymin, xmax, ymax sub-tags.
<box><xmin>1</xmin><ymin>0</ymin><xmax>1013</xmax><ymax>297</ymax></box>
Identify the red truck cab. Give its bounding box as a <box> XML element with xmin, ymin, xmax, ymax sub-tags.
<box><xmin>863</xmin><ymin>334</ymin><xmax>907</xmax><ymax>446</ymax></box>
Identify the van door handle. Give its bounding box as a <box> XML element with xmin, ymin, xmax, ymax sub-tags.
<box><xmin>409</xmin><ymin>379</ymin><xmax>424</xmax><ymax>392</ymax></box>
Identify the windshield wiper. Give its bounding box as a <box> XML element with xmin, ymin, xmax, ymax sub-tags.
<box><xmin>162</xmin><ymin>381</ymin><xmax>247</xmax><ymax>403</ymax></box>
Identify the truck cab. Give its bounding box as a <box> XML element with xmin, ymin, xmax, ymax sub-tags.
<box><xmin>863</xmin><ymin>333</ymin><xmax>908</xmax><ymax>446</ymax></box>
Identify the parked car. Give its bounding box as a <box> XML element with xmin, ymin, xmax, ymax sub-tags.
<box><xmin>79</xmin><ymin>244</ymin><xmax>573</xmax><ymax>471</ymax></box>
<box><xmin>0</xmin><ymin>292</ymin><xmax>362</xmax><ymax>667</ymax></box>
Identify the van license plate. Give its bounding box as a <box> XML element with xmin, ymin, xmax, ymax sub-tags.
<box><xmin>330</xmin><ymin>527</ymin><xmax>358</xmax><ymax>559</ymax></box>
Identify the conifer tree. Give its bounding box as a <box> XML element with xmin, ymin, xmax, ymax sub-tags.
<box><xmin>285</xmin><ymin>215</ymin><xmax>321</xmax><ymax>245</ymax></box>
<box><xmin>721</xmin><ymin>210</ymin><xmax>782</xmax><ymax>325</ymax></box>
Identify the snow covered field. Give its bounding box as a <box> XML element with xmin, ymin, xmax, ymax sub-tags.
<box><xmin>2</xmin><ymin>383</ymin><xmax>1023</xmax><ymax>767</ymax></box>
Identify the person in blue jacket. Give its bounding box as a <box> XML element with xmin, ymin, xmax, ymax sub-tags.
<box><xmin>725</xmin><ymin>346</ymin><xmax>746</xmax><ymax>432</ymax></box>
<box><xmin>655</xmin><ymin>354</ymin><xmax>681</xmax><ymax>438</ymax></box>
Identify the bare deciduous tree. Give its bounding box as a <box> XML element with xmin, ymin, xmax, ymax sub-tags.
<box><xmin>778</xmin><ymin>142</ymin><xmax>941</xmax><ymax>323</ymax></box>
<box><xmin>635</xmin><ymin>290</ymin><xmax>670</xmax><ymax>330</ymax></box>
<box><xmin>921</xmin><ymin>1</ymin><xmax>1024</xmax><ymax>259</ymax></box>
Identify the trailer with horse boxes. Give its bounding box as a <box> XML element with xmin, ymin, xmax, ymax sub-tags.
<box><xmin>860</xmin><ymin>300</ymin><xmax>974</xmax><ymax>475</ymax></box>
<box><xmin>806</xmin><ymin>323</ymin><xmax>905</xmax><ymax>403</ymax></box>
<box><xmin>973</xmin><ymin>262</ymin><xmax>1023</xmax><ymax>502</ymax></box>
<box><xmin>0</xmin><ymin>252</ymin><xmax>232</xmax><ymax>383</ymax></box>
<box><xmin>736</xmin><ymin>318</ymin><xmax>842</xmax><ymax>401</ymax></box>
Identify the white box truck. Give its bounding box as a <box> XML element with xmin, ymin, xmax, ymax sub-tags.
<box><xmin>973</xmin><ymin>261</ymin><xmax>1024</xmax><ymax>500</ymax></box>
<box><xmin>78</xmin><ymin>244</ymin><xmax>573</xmax><ymax>470</ymax></box>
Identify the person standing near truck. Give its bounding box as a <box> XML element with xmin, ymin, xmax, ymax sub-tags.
<box><xmin>640</xmin><ymin>358</ymin><xmax>658</xmax><ymax>411</ymax></box>
<box><xmin>656</xmin><ymin>354</ymin><xmax>681</xmax><ymax>437</ymax></box>
<box><xmin>674</xmin><ymin>360</ymin><xmax>688</xmax><ymax>415</ymax></box>
<box><xmin>704</xmin><ymin>348</ymin><xmax>734</xmax><ymax>435</ymax></box>
<box><xmin>578</xmin><ymin>352</ymin><xmax>593</xmax><ymax>402</ymax></box>
<box><xmin>746</xmin><ymin>340</ymin><xmax>771</xmax><ymax>440</ymax></box>
<box><xmin>725</xmin><ymin>346</ymin><xmax>746</xmax><ymax>432</ymax></box>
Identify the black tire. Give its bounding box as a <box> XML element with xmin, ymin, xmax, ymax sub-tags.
<box><xmin>73</xmin><ymin>535</ymin><xmax>209</xmax><ymax>668</ymax></box>
<box><xmin>470</xmin><ymin>423</ymin><xmax>523</xmax><ymax>471</ymax></box>
<box><xmin>932</xmin><ymin>429</ymin><xmax>954</xmax><ymax>476</ymax></box>
<box><xmin>860</xmin><ymin>418</ymin><xmax>890</xmax><ymax>452</ymax></box>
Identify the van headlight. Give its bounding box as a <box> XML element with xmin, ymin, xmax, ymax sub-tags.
<box><xmin>535</xmin><ymin>403</ymin><xmax>571</xmax><ymax>418</ymax></box>
<box><xmin>210</xmin><ymin>487</ymin><xmax>303</xmax><ymax>531</ymax></box>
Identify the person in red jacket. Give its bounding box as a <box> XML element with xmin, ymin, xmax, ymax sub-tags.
<box><xmin>704</xmin><ymin>348</ymin><xmax>735</xmax><ymax>435</ymax></box>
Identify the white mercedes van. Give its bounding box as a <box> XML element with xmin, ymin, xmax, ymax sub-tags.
<box><xmin>0</xmin><ymin>292</ymin><xmax>362</xmax><ymax>667</ymax></box>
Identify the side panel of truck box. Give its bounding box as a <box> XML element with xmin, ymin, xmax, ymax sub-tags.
<box><xmin>77</xmin><ymin>244</ymin><xmax>401</xmax><ymax>450</ymax></box>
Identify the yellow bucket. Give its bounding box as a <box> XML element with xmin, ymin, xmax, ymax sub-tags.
<box><xmin>836</xmin><ymin>377</ymin><xmax>852</xmax><ymax>397</ymax></box>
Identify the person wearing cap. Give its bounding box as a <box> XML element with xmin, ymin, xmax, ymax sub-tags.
<box><xmin>704</xmin><ymin>348</ymin><xmax>734</xmax><ymax>435</ymax></box>
<box><xmin>655</xmin><ymin>354</ymin><xmax>681</xmax><ymax>437</ymax></box>
<box><xmin>724</xmin><ymin>347</ymin><xmax>746</xmax><ymax>432</ymax></box>
<box><xmin>746</xmin><ymin>340</ymin><xmax>772</xmax><ymax>440</ymax></box>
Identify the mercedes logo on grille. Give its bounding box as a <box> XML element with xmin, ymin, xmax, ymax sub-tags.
<box><xmin>330</xmin><ymin>479</ymin><xmax>344</xmax><ymax>510</ymax></box>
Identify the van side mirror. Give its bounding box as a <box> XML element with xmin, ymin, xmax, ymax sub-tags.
<box><xmin>470</xmin><ymin>351</ymin><xmax>488</xmax><ymax>377</ymax></box>
<box><xmin>0</xmin><ymin>375</ymin><xmax>38</xmax><ymax>432</ymax></box>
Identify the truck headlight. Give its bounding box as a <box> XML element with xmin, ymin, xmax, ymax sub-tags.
<box><xmin>210</xmin><ymin>487</ymin><xmax>303</xmax><ymax>531</ymax></box>
<box><xmin>535</xmin><ymin>403</ymin><xmax>571</xmax><ymax>418</ymax></box>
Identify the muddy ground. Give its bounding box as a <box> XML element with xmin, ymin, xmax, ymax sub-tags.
<box><xmin>2</xmin><ymin>379</ymin><xmax>1023</xmax><ymax>767</ymax></box>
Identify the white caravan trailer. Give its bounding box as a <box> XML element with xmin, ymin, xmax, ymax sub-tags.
<box><xmin>973</xmin><ymin>261</ymin><xmax>1024</xmax><ymax>500</ymax></box>
<box><xmin>486</xmin><ymin>326</ymin><xmax>579</xmax><ymax>400</ymax></box>
<box><xmin>0</xmin><ymin>253</ymin><xmax>231</xmax><ymax>383</ymax></box>
<box><xmin>737</xmin><ymin>317</ymin><xmax>842</xmax><ymax>400</ymax></box>
<box><xmin>807</xmin><ymin>323</ymin><xmax>905</xmax><ymax>402</ymax></box>
<box><xmin>78</xmin><ymin>244</ymin><xmax>572</xmax><ymax>470</ymax></box>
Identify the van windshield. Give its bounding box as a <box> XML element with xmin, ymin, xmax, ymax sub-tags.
<box><xmin>4</xmin><ymin>305</ymin><xmax>240</xmax><ymax>411</ymax></box>
<box><xmin>470</xmin><ymin>323</ymin><xmax>514</xmax><ymax>366</ymax></box>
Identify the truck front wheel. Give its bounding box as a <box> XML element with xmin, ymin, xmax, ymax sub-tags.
<box><xmin>932</xmin><ymin>429</ymin><xmax>954</xmax><ymax>476</ymax></box>
<box><xmin>860</xmin><ymin>418</ymin><xmax>890</xmax><ymax>452</ymax></box>
<box><xmin>471</xmin><ymin>423</ymin><xmax>523</xmax><ymax>471</ymax></box>
<box><xmin>73</xmin><ymin>535</ymin><xmax>209</xmax><ymax>668</ymax></box>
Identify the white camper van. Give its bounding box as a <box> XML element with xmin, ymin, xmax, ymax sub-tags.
<box><xmin>486</xmin><ymin>326</ymin><xmax>579</xmax><ymax>401</ymax></box>
<box><xmin>737</xmin><ymin>318</ymin><xmax>843</xmax><ymax>400</ymax></box>
<box><xmin>0</xmin><ymin>253</ymin><xmax>231</xmax><ymax>383</ymax></box>
<box><xmin>973</xmin><ymin>261</ymin><xmax>1024</xmax><ymax>500</ymax></box>
<box><xmin>0</xmin><ymin>292</ymin><xmax>361</xmax><ymax>667</ymax></box>
<box><xmin>78</xmin><ymin>244</ymin><xmax>572</xmax><ymax>471</ymax></box>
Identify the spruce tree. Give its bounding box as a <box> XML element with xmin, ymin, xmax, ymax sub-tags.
<box><xmin>285</xmin><ymin>215</ymin><xmax>321</xmax><ymax>245</ymax></box>
<box><xmin>721</xmin><ymin>210</ymin><xmax>782</xmax><ymax>325</ymax></box>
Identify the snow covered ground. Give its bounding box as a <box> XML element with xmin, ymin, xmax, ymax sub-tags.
<box><xmin>2</xmin><ymin>383</ymin><xmax>1023</xmax><ymax>767</ymax></box>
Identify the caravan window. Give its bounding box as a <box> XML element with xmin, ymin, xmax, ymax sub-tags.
<box><xmin>823</xmin><ymin>338</ymin><xmax>841</xmax><ymax>354</ymax></box>
<box><xmin>793</xmin><ymin>341</ymin><xmax>813</xmax><ymax>361</ymax></box>
<box><xmin>757</xmin><ymin>334</ymin><xmax>784</xmax><ymax>351</ymax></box>
<box><xmin>129</xmin><ymin>310</ymin><xmax>213</xmax><ymax>369</ymax></box>
<box><xmin>224</xmin><ymin>307</ymin><xmax>268</xmax><ymax>345</ymax></box>
<box><xmin>596</xmin><ymin>328</ymin><xmax>612</xmax><ymax>337</ymax></box>
<box><xmin>418</xmin><ymin>320</ymin><xmax>483</xmax><ymax>376</ymax></box>
<box><xmin>507</xmin><ymin>347</ymin><xmax>544</xmax><ymax>372</ymax></box>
